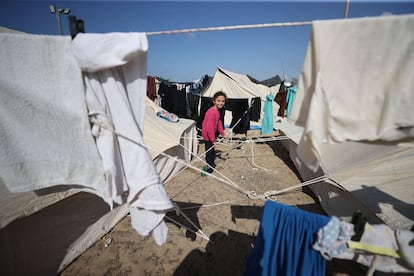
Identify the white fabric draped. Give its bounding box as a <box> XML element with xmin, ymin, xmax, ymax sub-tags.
<box><xmin>0</xmin><ymin>32</ymin><xmax>173</xmax><ymax>245</ymax></box>
<box><xmin>72</xmin><ymin>33</ymin><xmax>173</xmax><ymax>245</ymax></box>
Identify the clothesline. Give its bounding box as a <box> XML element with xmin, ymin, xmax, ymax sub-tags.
<box><xmin>146</xmin><ymin>21</ymin><xmax>313</xmax><ymax>36</ymax></box>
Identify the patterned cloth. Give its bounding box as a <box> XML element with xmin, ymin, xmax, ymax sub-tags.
<box><xmin>313</xmin><ymin>216</ymin><xmax>355</xmax><ymax>260</ymax></box>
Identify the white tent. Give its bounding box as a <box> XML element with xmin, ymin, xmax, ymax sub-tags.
<box><xmin>277</xmin><ymin>14</ymin><xmax>414</xmax><ymax>273</ymax></box>
<box><xmin>0</xmin><ymin>103</ymin><xmax>197</xmax><ymax>275</ymax></box>
<box><xmin>278</xmin><ymin>14</ymin><xmax>414</xmax><ymax>232</ymax></box>
<box><xmin>0</xmin><ymin>30</ymin><xmax>197</xmax><ymax>275</ymax></box>
<box><xmin>144</xmin><ymin>97</ymin><xmax>198</xmax><ymax>183</ymax></box>
<box><xmin>203</xmin><ymin>67</ymin><xmax>273</xmax><ymax>100</ymax></box>
<box><xmin>201</xmin><ymin>67</ymin><xmax>280</xmax><ymax>129</ymax></box>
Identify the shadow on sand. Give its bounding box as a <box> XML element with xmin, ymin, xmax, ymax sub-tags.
<box><xmin>168</xmin><ymin>201</ymin><xmax>369</xmax><ymax>276</ymax></box>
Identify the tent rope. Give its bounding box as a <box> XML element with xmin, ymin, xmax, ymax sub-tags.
<box><xmin>93</xmin><ymin>119</ymin><xmax>327</xmax><ymax>207</ymax></box>
<box><xmin>247</xmin><ymin>136</ymin><xmax>289</xmax><ymax>174</ymax></box>
<box><xmin>91</xmin><ymin>119</ymin><xmax>218</xmax><ymax>241</ymax></box>
<box><xmin>183</xmin><ymin>141</ymin><xmax>240</xmax><ymax>190</ymax></box>
<box><xmin>93</xmin><ymin>120</ymin><xmax>251</xmax><ymax>197</ymax></box>
<box><xmin>249</xmin><ymin>138</ymin><xmax>278</xmax><ymax>174</ymax></box>
<box><xmin>262</xmin><ymin>175</ymin><xmax>328</xmax><ymax>200</ymax></box>
<box><xmin>164</xmin><ymin>215</ymin><xmax>211</xmax><ymax>242</ymax></box>
<box><xmin>179</xmin><ymin>200</ymin><xmax>239</xmax><ymax>210</ymax></box>
<box><xmin>172</xmin><ymin>132</ymin><xmax>321</xmax><ymax>202</ymax></box>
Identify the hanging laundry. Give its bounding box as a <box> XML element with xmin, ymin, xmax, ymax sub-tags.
<box><xmin>147</xmin><ymin>76</ymin><xmax>157</xmax><ymax>101</ymax></box>
<box><xmin>248</xmin><ymin>97</ymin><xmax>261</xmax><ymax>122</ymax></box>
<box><xmin>274</xmin><ymin>81</ymin><xmax>289</xmax><ymax>117</ymax></box>
<box><xmin>317</xmin><ymin>217</ymin><xmax>414</xmax><ymax>273</ymax></box>
<box><xmin>313</xmin><ymin>216</ymin><xmax>355</xmax><ymax>260</ymax></box>
<box><xmin>0</xmin><ymin>32</ymin><xmax>105</xmax><ymax>194</ymax></box>
<box><xmin>244</xmin><ymin>200</ymin><xmax>330</xmax><ymax>276</ymax></box>
<box><xmin>227</xmin><ymin>99</ymin><xmax>249</xmax><ymax>134</ymax></box>
<box><xmin>396</xmin><ymin>229</ymin><xmax>414</xmax><ymax>269</ymax></box>
<box><xmin>73</xmin><ymin>32</ymin><xmax>174</xmax><ymax>245</ymax></box>
<box><xmin>261</xmin><ymin>93</ymin><xmax>275</xmax><ymax>135</ymax></box>
<box><xmin>348</xmin><ymin>222</ymin><xmax>405</xmax><ymax>273</ymax></box>
<box><xmin>286</xmin><ymin>85</ymin><xmax>297</xmax><ymax>117</ymax></box>
<box><xmin>186</xmin><ymin>93</ymin><xmax>200</xmax><ymax>121</ymax></box>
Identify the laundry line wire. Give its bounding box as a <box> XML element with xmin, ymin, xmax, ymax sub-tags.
<box><xmin>146</xmin><ymin>21</ymin><xmax>313</xmax><ymax>36</ymax></box>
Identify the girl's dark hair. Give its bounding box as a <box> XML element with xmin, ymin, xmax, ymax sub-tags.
<box><xmin>213</xmin><ymin>91</ymin><xmax>227</xmax><ymax>100</ymax></box>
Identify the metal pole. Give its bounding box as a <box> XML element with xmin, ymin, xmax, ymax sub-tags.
<box><xmin>344</xmin><ymin>0</ymin><xmax>350</xmax><ymax>18</ymax></box>
<box><xmin>50</xmin><ymin>5</ymin><xmax>70</xmax><ymax>35</ymax></box>
<box><xmin>56</xmin><ymin>10</ymin><xmax>62</xmax><ymax>35</ymax></box>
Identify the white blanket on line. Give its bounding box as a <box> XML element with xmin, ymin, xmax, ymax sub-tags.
<box><xmin>0</xmin><ymin>33</ymin><xmax>106</xmax><ymax>193</ymax></box>
<box><xmin>0</xmin><ymin>32</ymin><xmax>173</xmax><ymax>245</ymax></box>
<box><xmin>72</xmin><ymin>32</ymin><xmax>173</xmax><ymax>245</ymax></box>
<box><xmin>289</xmin><ymin>14</ymin><xmax>414</xmax><ymax>172</ymax></box>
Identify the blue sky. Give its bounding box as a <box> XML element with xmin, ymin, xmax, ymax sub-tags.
<box><xmin>1</xmin><ymin>1</ymin><xmax>414</xmax><ymax>82</ymax></box>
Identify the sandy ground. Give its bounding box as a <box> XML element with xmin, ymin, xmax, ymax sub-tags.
<box><xmin>61</xmin><ymin>130</ymin><xmax>367</xmax><ymax>276</ymax></box>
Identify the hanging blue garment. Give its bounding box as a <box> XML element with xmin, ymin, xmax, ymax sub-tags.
<box><xmin>286</xmin><ymin>85</ymin><xmax>297</xmax><ymax>117</ymax></box>
<box><xmin>244</xmin><ymin>200</ymin><xmax>330</xmax><ymax>276</ymax></box>
<box><xmin>261</xmin><ymin>93</ymin><xmax>274</xmax><ymax>135</ymax></box>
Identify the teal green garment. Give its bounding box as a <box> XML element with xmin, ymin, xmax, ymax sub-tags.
<box><xmin>286</xmin><ymin>85</ymin><xmax>297</xmax><ymax>117</ymax></box>
<box><xmin>261</xmin><ymin>93</ymin><xmax>274</xmax><ymax>135</ymax></box>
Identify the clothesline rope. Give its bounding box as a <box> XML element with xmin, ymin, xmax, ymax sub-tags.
<box><xmin>146</xmin><ymin>21</ymin><xmax>312</xmax><ymax>36</ymax></box>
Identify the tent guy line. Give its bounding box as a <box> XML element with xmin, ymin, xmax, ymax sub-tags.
<box><xmin>94</xmin><ymin>117</ymin><xmax>328</xmax><ymax>203</ymax></box>
<box><xmin>145</xmin><ymin>20</ymin><xmax>313</xmax><ymax>36</ymax></box>
<box><xmin>92</xmin><ymin>119</ymin><xmax>250</xmax><ymax>196</ymax></box>
<box><xmin>164</xmin><ymin>215</ymin><xmax>211</xmax><ymax>242</ymax></box>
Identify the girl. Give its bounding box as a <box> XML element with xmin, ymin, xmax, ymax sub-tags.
<box><xmin>201</xmin><ymin>91</ymin><xmax>228</xmax><ymax>174</ymax></box>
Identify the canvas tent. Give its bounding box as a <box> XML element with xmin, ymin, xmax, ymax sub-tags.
<box><xmin>0</xmin><ymin>30</ymin><xmax>197</xmax><ymax>275</ymax></box>
<box><xmin>0</xmin><ymin>102</ymin><xmax>196</xmax><ymax>275</ymax></box>
<box><xmin>201</xmin><ymin>67</ymin><xmax>280</xmax><ymax>133</ymax></box>
<box><xmin>144</xmin><ymin>97</ymin><xmax>198</xmax><ymax>183</ymax></box>
<box><xmin>247</xmin><ymin>74</ymin><xmax>282</xmax><ymax>88</ymax></box>
<box><xmin>274</xmin><ymin>14</ymin><xmax>414</xmax><ymax>273</ymax></box>
<box><xmin>277</xmin><ymin>14</ymin><xmax>414</xmax><ymax>234</ymax></box>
